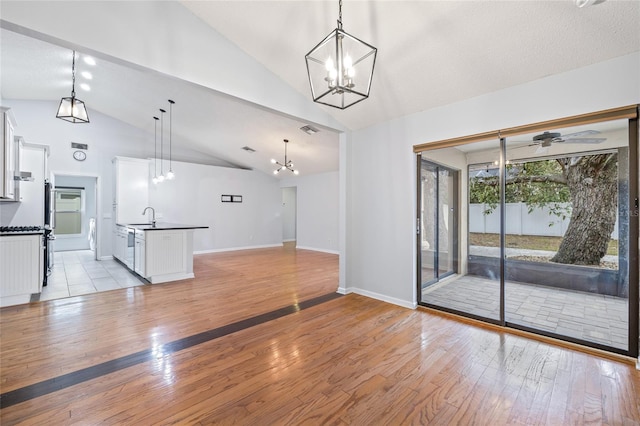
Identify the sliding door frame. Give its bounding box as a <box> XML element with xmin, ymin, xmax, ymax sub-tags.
<box><xmin>414</xmin><ymin>105</ymin><xmax>640</xmax><ymax>357</ymax></box>
<box><xmin>416</xmin><ymin>158</ymin><xmax>459</xmax><ymax>290</ymax></box>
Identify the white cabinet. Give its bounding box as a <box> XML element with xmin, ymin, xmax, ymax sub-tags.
<box><xmin>0</xmin><ymin>107</ymin><xmax>17</xmax><ymax>200</ymax></box>
<box><xmin>112</xmin><ymin>157</ymin><xmax>149</xmax><ymax>224</ymax></box>
<box><xmin>114</xmin><ymin>226</ymin><xmax>199</xmax><ymax>284</ymax></box>
<box><xmin>112</xmin><ymin>226</ymin><xmax>121</xmax><ymax>261</ymax></box>
<box><xmin>0</xmin><ymin>235</ymin><xmax>43</xmax><ymax>305</ymax></box>
<box><xmin>134</xmin><ymin>229</ymin><xmax>145</xmax><ymax>276</ymax></box>
<box><xmin>113</xmin><ymin>225</ymin><xmax>130</xmax><ymax>267</ymax></box>
<box><xmin>144</xmin><ymin>229</ymin><xmax>195</xmax><ymax>284</ymax></box>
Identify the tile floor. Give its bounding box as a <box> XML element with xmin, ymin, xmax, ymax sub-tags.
<box><xmin>423</xmin><ymin>274</ymin><xmax>629</xmax><ymax>350</ymax></box>
<box><xmin>37</xmin><ymin>250</ymin><xmax>146</xmax><ymax>302</ymax></box>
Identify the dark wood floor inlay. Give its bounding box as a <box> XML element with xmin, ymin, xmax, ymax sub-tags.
<box><xmin>0</xmin><ymin>292</ymin><xmax>342</xmax><ymax>409</ymax></box>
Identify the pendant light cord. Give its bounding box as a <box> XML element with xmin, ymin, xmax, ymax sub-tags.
<box><xmin>159</xmin><ymin>109</ymin><xmax>165</xmax><ymax>176</ymax></box>
<box><xmin>168</xmin><ymin>100</ymin><xmax>175</xmax><ymax>170</ymax></box>
<box><xmin>153</xmin><ymin>117</ymin><xmax>159</xmax><ymax>177</ymax></box>
<box><xmin>71</xmin><ymin>51</ymin><xmax>77</xmax><ymax>97</ymax></box>
<box><xmin>337</xmin><ymin>0</ymin><xmax>343</xmax><ymax>29</ymax></box>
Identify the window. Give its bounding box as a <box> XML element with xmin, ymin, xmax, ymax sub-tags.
<box><xmin>54</xmin><ymin>188</ymin><xmax>84</xmax><ymax>235</ymax></box>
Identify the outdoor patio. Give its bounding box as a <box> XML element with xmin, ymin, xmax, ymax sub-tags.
<box><xmin>423</xmin><ymin>273</ymin><xmax>629</xmax><ymax>350</ymax></box>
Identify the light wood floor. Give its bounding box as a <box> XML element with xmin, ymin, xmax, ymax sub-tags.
<box><xmin>1</xmin><ymin>244</ymin><xmax>639</xmax><ymax>424</ymax></box>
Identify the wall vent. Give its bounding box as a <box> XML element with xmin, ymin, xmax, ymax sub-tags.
<box><xmin>241</xmin><ymin>146</ymin><xmax>256</xmax><ymax>153</ymax></box>
<box><xmin>300</xmin><ymin>125</ymin><xmax>318</xmax><ymax>135</ymax></box>
<box><xmin>71</xmin><ymin>142</ymin><xmax>88</xmax><ymax>150</ymax></box>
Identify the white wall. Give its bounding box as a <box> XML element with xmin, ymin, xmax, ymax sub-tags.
<box><xmin>346</xmin><ymin>52</ymin><xmax>640</xmax><ymax>308</ymax></box>
<box><xmin>281</xmin><ymin>187</ymin><xmax>296</xmax><ymax>242</ymax></box>
<box><xmin>0</xmin><ymin>144</ymin><xmax>46</xmax><ymax>227</ymax></box>
<box><xmin>2</xmin><ymin>99</ymin><xmax>331</xmax><ymax>257</ymax></box>
<box><xmin>281</xmin><ymin>171</ymin><xmax>339</xmax><ymax>254</ymax></box>
<box><xmin>1</xmin><ymin>99</ymin><xmax>244</xmax><ymax>258</ymax></box>
<box><xmin>150</xmin><ymin>160</ymin><xmax>282</xmax><ymax>252</ymax></box>
<box><xmin>2</xmin><ymin>99</ymin><xmax>154</xmax><ymax>258</ymax></box>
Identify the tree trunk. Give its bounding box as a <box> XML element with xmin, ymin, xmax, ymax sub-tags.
<box><xmin>551</xmin><ymin>153</ymin><xmax>617</xmax><ymax>265</ymax></box>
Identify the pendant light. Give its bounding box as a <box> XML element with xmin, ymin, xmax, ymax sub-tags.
<box><xmin>305</xmin><ymin>0</ymin><xmax>377</xmax><ymax>109</ymax></box>
<box><xmin>158</xmin><ymin>108</ymin><xmax>166</xmax><ymax>182</ymax></box>
<box><xmin>166</xmin><ymin>100</ymin><xmax>175</xmax><ymax>180</ymax></box>
<box><xmin>271</xmin><ymin>139</ymin><xmax>299</xmax><ymax>175</ymax></box>
<box><xmin>152</xmin><ymin>116</ymin><xmax>159</xmax><ymax>185</ymax></box>
<box><xmin>56</xmin><ymin>50</ymin><xmax>90</xmax><ymax>123</ymax></box>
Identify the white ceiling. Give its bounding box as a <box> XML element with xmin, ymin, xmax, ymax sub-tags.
<box><xmin>1</xmin><ymin>0</ymin><xmax>639</xmax><ymax>177</ymax></box>
<box><xmin>0</xmin><ymin>29</ymin><xmax>340</xmax><ymax>177</ymax></box>
<box><xmin>181</xmin><ymin>0</ymin><xmax>640</xmax><ymax>130</ymax></box>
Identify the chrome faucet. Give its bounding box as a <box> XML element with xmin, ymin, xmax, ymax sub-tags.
<box><xmin>142</xmin><ymin>207</ymin><xmax>156</xmax><ymax>226</ymax></box>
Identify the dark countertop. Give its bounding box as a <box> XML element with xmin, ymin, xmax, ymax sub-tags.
<box><xmin>117</xmin><ymin>222</ymin><xmax>209</xmax><ymax>231</ymax></box>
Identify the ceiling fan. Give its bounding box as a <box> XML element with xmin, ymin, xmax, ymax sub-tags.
<box><xmin>508</xmin><ymin>129</ymin><xmax>607</xmax><ymax>155</ymax></box>
<box><xmin>530</xmin><ymin>130</ymin><xmax>606</xmax><ymax>147</ymax></box>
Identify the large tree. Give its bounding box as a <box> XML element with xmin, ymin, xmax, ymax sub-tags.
<box><xmin>470</xmin><ymin>152</ymin><xmax>618</xmax><ymax>266</ymax></box>
<box><xmin>551</xmin><ymin>153</ymin><xmax>617</xmax><ymax>265</ymax></box>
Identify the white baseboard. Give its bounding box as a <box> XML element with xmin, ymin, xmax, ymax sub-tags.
<box><xmin>100</xmin><ymin>255</ymin><xmax>115</xmax><ymax>261</ymax></box>
<box><xmin>194</xmin><ymin>244</ymin><xmax>339</xmax><ymax>255</ymax></box>
<box><xmin>295</xmin><ymin>245</ymin><xmax>339</xmax><ymax>255</ymax></box>
<box><xmin>149</xmin><ymin>272</ymin><xmax>195</xmax><ymax>284</ymax></box>
<box><xmin>339</xmin><ymin>286</ymin><xmax>416</xmax><ymax>310</ymax></box>
<box><xmin>194</xmin><ymin>244</ymin><xmax>282</xmax><ymax>254</ymax></box>
<box><xmin>0</xmin><ymin>294</ymin><xmax>31</xmax><ymax>308</ymax></box>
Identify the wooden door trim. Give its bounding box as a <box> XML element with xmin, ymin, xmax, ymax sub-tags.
<box><xmin>413</xmin><ymin>105</ymin><xmax>638</xmax><ymax>153</ymax></box>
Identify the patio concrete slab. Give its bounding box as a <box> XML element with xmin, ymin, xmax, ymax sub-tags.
<box><xmin>422</xmin><ymin>274</ymin><xmax>629</xmax><ymax>351</ymax></box>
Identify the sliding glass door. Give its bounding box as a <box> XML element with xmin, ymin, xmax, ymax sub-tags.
<box><xmin>419</xmin><ymin>160</ymin><xmax>457</xmax><ymax>286</ymax></box>
<box><xmin>503</xmin><ymin>120</ymin><xmax>633</xmax><ymax>352</ymax></box>
<box><xmin>415</xmin><ymin>105</ymin><xmax>639</xmax><ymax>357</ymax></box>
<box><xmin>418</xmin><ymin>140</ymin><xmax>502</xmax><ymax>323</ymax></box>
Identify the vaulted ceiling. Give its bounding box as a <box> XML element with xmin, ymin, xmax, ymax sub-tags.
<box><xmin>1</xmin><ymin>1</ymin><xmax>638</xmax><ymax>177</ymax></box>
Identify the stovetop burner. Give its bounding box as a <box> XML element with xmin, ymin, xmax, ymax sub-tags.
<box><xmin>0</xmin><ymin>225</ymin><xmax>44</xmax><ymax>233</ymax></box>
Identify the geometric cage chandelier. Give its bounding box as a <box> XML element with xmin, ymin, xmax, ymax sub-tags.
<box><xmin>305</xmin><ymin>0</ymin><xmax>377</xmax><ymax>109</ymax></box>
<box><xmin>56</xmin><ymin>50</ymin><xmax>90</xmax><ymax>123</ymax></box>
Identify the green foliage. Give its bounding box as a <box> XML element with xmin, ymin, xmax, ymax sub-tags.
<box><xmin>469</xmin><ymin>159</ymin><xmax>571</xmax><ymax>220</ymax></box>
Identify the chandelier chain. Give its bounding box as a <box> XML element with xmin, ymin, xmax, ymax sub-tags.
<box><xmin>71</xmin><ymin>51</ymin><xmax>76</xmax><ymax>97</ymax></box>
<box><xmin>338</xmin><ymin>0</ymin><xmax>342</xmax><ymax>28</ymax></box>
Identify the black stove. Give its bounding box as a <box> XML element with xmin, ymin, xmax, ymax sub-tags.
<box><xmin>0</xmin><ymin>225</ymin><xmax>44</xmax><ymax>233</ymax></box>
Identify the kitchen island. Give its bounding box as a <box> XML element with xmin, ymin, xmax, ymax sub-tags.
<box><xmin>114</xmin><ymin>222</ymin><xmax>208</xmax><ymax>284</ymax></box>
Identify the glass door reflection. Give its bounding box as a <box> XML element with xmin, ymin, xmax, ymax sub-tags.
<box><xmin>419</xmin><ymin>160</ymin><xmax>457</xmax><ymax>288</ymax></box>
<box><xmin>504</xmin><ymin>120</ymin><xmax>630</xmax><ymax>351</ymax></box>
<box><xmin>418</xmin><ymin>142</ymin><xmax>501</xmax><ymax>323</ymax></box>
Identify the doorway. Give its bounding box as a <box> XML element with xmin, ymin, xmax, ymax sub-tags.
<box><xmin>53</xmin><ymin>175</ymin><xmax>97</xmax><ymax>255</ymax></box>
<box><xmin>282</xmin><ymin>187</ymin><xmax>297</xmax><ymax>246</ymax></box>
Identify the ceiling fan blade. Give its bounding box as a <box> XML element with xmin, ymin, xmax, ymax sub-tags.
<box><xmin>562</xmin><ymin>137</ymin><xmax>607</xmax><ymax>144</ymax></box>
<box><xmin>560</xmin><ymin>130</ymin><xmax>600</xmax><ymax>138</ymax></box>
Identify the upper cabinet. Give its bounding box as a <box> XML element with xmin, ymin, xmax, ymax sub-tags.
<box><xmin>0</xmin><ymin>107</ymin><xmax>17</xmax><ymax>200</ymax></box>
<box><xmin>113</xmin><ymin>156</ymin><xmax>149</xmax><ymax>224</ymax></box>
